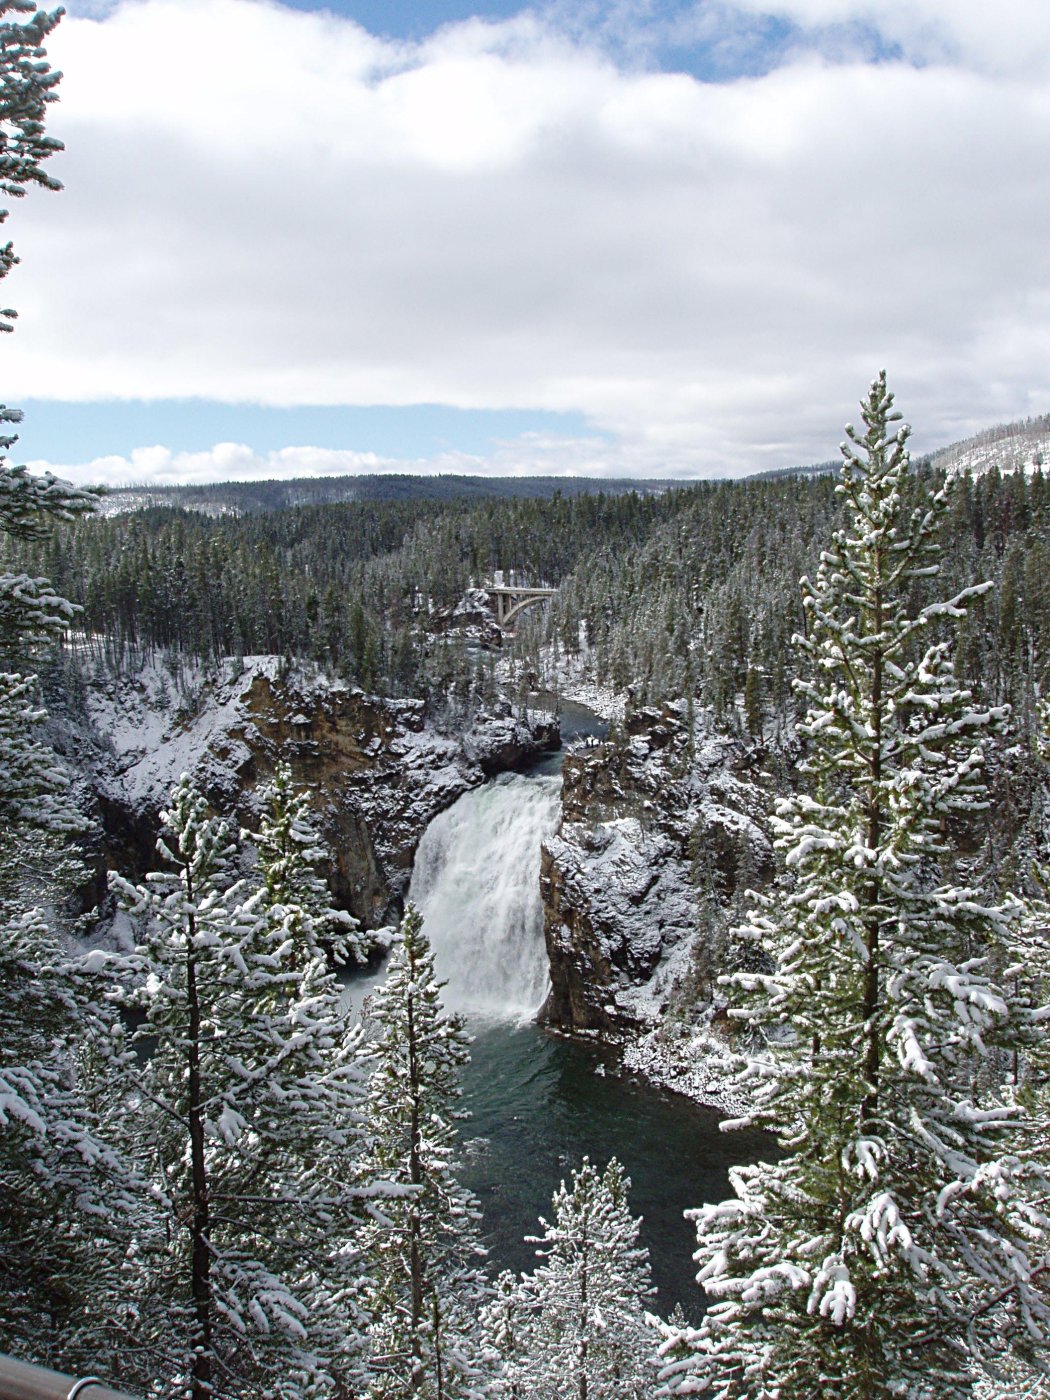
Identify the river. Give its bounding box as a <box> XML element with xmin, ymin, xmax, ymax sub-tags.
<box><xmin>355</xmin><ymin>700</ymin><xmax>768</xmax><ymax>1320</ymax></box>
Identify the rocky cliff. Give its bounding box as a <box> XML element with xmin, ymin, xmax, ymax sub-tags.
<box><xmin>539</xmin><ymin>701</ymin><xmax>772</xmax><ymax>1033</ymax></box>
<box><xmin>55</xmin><ymin>655</ymin><xmax>557</xmax><ymax>927</ymax></box>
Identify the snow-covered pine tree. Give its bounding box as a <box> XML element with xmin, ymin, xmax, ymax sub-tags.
<box><xmin>110</xmin><ymin>774</ymin><xmax>387</xmax><ymax>1399</ymax></box>
<box><xmin>233</xmin><ymin>761</ymin><xmax>386</xmax><ymax>1389</ymax></box>
<box><xmin>108</xmin><ymin>768</ymin><xmax>406</xmax><ymax>1397</ymax></box>
<box><xmin>108</xmin><ymin>781</ymin><xmax>259</xmax><ymax>1398</ymax></box>
<box><xmin>478</xmin><ymin>1271</ymin><xmax>527</xmax><ymax>1399</ymax></box>
<box><xmin>0</xmin><ymin>0</ymin><xmax>63</xmax><ymax>330</ymax></box>
<box><xmin>657</xmin><ymin>374</ymin><xmax>1050</xmax><ymax>1400</ymax></box>
<box><xmin>0</xmin><ymin>0</ymin><xmax>95</xmax><ymax>896</ymax></box>
<box><xmin>1017</xmin><ymin>705</ymin><xmax>1050</xmax><ymax>1211</ymax></box>
<box><xmin>483</xmin><ymin>1156</ymin><xmax>655</xmax><ymax>1400</ymax></box>
<box><xmin>357</xmin><ymin>903</ymin><xmax>489</xmax><ymax>1399</ymax></box>
<box><xmin>251</xmin><ymin>758</ymin><xmax>369</xmax><ymax>964</ymax></box>
<box><xmin>0</xmin><ymin>904</ymin><xmax>140</xmax><ymax>1370</ymax></box>
<box><xmin>0</xmin><ymin>4</ymin><xmax>134</xmax><ymax>1368</ymax></box>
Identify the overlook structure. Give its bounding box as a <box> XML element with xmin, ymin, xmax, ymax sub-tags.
<box><xmin>483</xmin><ymin>580</ymin><xmax>557</xmax><ymax>630</ymax></box>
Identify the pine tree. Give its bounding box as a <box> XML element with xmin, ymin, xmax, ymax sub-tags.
<box><xmin>0</xmin><ymin>905</ymin><xmax>139</xmax><ymax>1370</ymax></box>
<box><xmin>357</xmin><ymin>904</ymin><xmax>489</xmax><ymax>1398</ymax></box>
<box><xmin>1018</xmin><ymin>706</ymin><xmax>1050</xmax><ymax>1179</ymax></box>
<box><xmin>483</xmin><ymin>1157</ymin><xmax>655</xmax><ymax>1400</ymax></box>
<box><xmin>106</xmin><ymin>781</ymin><xmax>320</xmax><ymax>1394</ymax></box>
<box><xmin>657</xmin><ymin>375</ymin><xmax>1050</xmax><ymax>1400</ymax></box>
<box><xmin>250</xmin><ymin>758</ymin><xmax>369</xmax><ymax>964</ymax></box>
<box><xmin>238</xmin><ymin>762</ymin><xmax>383</xmax><ymax>1387</ymax></box>
<box><xmin>109</xmin><ymin>772</ymin><xmax>394</xmax><ymax>1397</ymax></box>
<box><xmin>0</xmin><ymin>4</ymin><xmax>132</xmax><ymax>1369</ymax></box>
<box><xmin>0</xmin><ymin>0</ymin><xmax>63</xmax><ymax>332</ymax></box>
<box><xmin>108</xmin><ymin>782</ymin><xmax>256</xmax><ymax>1397</ymax></box>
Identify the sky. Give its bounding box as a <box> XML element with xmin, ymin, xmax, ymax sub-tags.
<box><xmin>5</xmin><ymin>0</ymin><xmax>1050</xmax><ymax>485</ymax></box>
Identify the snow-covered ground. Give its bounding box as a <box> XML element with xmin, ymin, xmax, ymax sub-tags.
<box><xmin>621</xmin><ymin>1022</ymin><xmax>748</xmax><ymax>1118</ymax></box>
<box><xmin>931</xmin><ymin>415</ymin><xmax>1050</xmax><ymax>479</ymax></box>
<box><xmin>78</xmin><ymin>652</ymin><xmax>269</xmax><ymax>813</ymax></box>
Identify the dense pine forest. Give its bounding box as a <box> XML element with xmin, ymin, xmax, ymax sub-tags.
<box><xmin>8</xmin><ymin>458</ymin><xmax>1050</xmax><ymax>736</ymax></box>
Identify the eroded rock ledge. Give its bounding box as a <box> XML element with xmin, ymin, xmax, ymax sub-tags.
<box><xmin>539</xmin><ymin>702</ymin><xmax>772</xmax><ymax>1033</ymax></box>
<box><xmin>61</xmin><ymin>656</ymin><xmax>557</xmax><ymax>926</ymax></box>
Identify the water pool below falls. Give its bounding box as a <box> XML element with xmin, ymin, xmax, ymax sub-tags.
<box><xmin>396</xmin><ymin>732</ymin><xmax>768</xmax><ymax>1320</ymax></box>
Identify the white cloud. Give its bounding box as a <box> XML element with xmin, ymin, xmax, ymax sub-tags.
<box><xmin>30</xmin><ymin>441</ymin><xmax>393</xmax><ymax>488</ymax></box>
<box><xmin>30</xmin><ymin>430</ymin><xmax>690</xmax><ymax>488</ymax></box>
<box><xmin>8</xmin><ymin>0</ymin><xmax>1050</xmax><ymax>480</ymax></box>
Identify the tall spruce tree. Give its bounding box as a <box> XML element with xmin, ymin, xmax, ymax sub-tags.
<box><xmin>0</xmin><ymin>1</ymin><xmax>134</xmax><ymax>1371</ymax></box>
<box><xmin>483</xmin><ymin>1156</ymin><xmax>654</xmax><ymax>1400</ymax></box>
<box><xmin>356</xmin><ymin>904</ymin><xmax>489</xmax><ymax>1399</ymax></box>
<box><xmin>657</xmin><ymin>375</ymin><xmax>1050</xmax><ymax>1399</ymax></box>
<box><xmin>238</xmin><ymin>761</ymin><xmax>383</xmax><ymax>1388</ymax></box>
<box><xmin>110</xmin><ymin>774</ymin><xmax>386</xmax><ymax>1398</ymax></box>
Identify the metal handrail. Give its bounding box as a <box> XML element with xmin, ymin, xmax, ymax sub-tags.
<box><xmin>0</xmin><ymin>1353</ymin><xmax>138</xmax><ymax>1400</ymax></box>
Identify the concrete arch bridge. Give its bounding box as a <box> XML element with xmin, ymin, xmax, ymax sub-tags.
<box><xmin>483</xmin><ymin>581</ymin><xmax>557</xmax><ymax>630</ymax></box>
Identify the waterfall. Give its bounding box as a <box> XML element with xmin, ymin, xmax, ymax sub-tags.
<box><xmin>409</xmin><ymin>772</ymin><xmax>561</xmax><ymax>1019</ymax></box>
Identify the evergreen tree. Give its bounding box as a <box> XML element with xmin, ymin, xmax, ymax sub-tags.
<box><xmin>0</xmin><ymin>5</ymin><xmax>130</xmax><ymax>1371</ymax></box>
<box><xmin>251</xmin><ymin>758</ymin><xmax>369</xmax><ymax>964</ymax></box>
<box><xmin>657</xmin><ymin>375</ymin><xmax>1050</xmax><ymax>1399</ymax></box>
<box><xmin>0</xmin><ymin>0</ymin><xmax>63</xmax><ymax>332</ymax></box>
<box><xmin>110</xmin><ymin>775</ymin><xmax>384</xmax><ymax>1398</ymax></box>
<box><xmin>1018</xmin><ymin>706</ymin><xmax>1050</xmax><ymax>1178</ymax></box>
<box><xmin>241</xmin><ymin>762</ymin><xmax>383</xmax><ymax>1388</ymax></box>
<box><xmin>357</xmin><ymin>904</ymin><xmax>489</xmax><ymax>1398</ymax></box>
<box><xmin>483</xmin><ymin>1157</ymin><xmax>654</xmax><ymax>1400</ymax></box>
<box><xmin>0</xmin><ymin>906</ymin><xmax>138</xmax><ymax>1370</ymax></box>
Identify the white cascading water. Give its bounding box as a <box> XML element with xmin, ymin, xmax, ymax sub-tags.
<box><xmin>409</xmin><ymin>772</ymin><xmax>562</xmax><ymax>1019</ymax></box>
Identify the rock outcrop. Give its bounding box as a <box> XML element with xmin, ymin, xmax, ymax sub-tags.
<box><xmin>59</xmin><ymin>655</ymin><xmax>557</xmax><ymax>927</ymax></box>
<box><xmin>539</xmin><ymin>702</ymin><xmax>772</xmax><ymax>1032</ymax></box>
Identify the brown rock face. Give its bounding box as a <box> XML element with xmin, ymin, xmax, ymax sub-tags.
<box><xmin>78</xmin><ymin>660</ymin><xmax>557</xmax><ymax>929</ymax></box>
<box><xmin>237</xmin><ymin>677</ymin><xmax>430</xmax><ymax>925</ymax></box>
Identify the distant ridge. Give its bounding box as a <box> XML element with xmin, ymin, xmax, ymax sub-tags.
<box><xmin>749</xmin><ymin>460</ymin><xmax>838</xmax><ymax>481</ymax></box>
<box><xmin>928</xmin><ymin>413</ymin><xmax>1050</xmax><ymax>479</ymax></box>
<box><xmin>749</xmin><ymin>414</ymin><xmax>1050</xmax><ymax>484</ymax></box>
<box><xmin>91</xmin><ymin>412</ymin><xmax>1050</xmax><ymax>518</ymax></box>
<box><xmin>97</xmin><ymin>472</ymin><xmax>693</xmax><ymax>517</ymax></box>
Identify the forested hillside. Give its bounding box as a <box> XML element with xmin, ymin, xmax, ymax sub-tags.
<box><xmin>100</xmin><ymin>471</ymin><xmax>684</xmax><ymax>516</ymax></box>
<box><xmin>8</xmin><ymin>460</ymin><xmax>1050</xmax><ymax>735</ymax></box>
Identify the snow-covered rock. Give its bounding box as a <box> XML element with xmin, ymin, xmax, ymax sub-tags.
<box><xmin>428</xmin><ymin>587</ymin><xmax>503</xmax><ymax>648</ymax></box>
<box><xmin>57</xmin><ymin>654</ymin><xmax>558</xmax><ymax>927</ymax></box>
<box><xmin>538</xmin><ymin>701</ymin><xmax>772</xmax><ymax>1035</ymax></box>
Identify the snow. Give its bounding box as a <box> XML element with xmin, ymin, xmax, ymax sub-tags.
<box><xmin>543</xmin><ymin>703</ymin><xmax>771</xmax><ymax>1112</ymax></box>
<box><xmin>76</xmin><ymin>652</ymin><xmax>261</xmax><ymax>814</ymax></box>
<box><xmin>621</xmin><ymin>1026</ymin><xmax>749</xmax><ymax>1118</ymax></box>
<box><xmin>498</xmin><ymin>633</ymin><xmax>629</xmax><ymax>723</ymax></box>
<box><xmin>931</xmin><ymin>416</ymin><xmax>1050</xmax><ymax>480</ymax></box>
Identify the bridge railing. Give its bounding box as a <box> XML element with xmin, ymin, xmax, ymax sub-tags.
<box><xmin>0</xmin><ymin>1353</ymin><xmax>138</xmax><ymax>1400</ymax></box>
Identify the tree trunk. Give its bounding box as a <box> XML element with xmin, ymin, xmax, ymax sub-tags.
<box><xmin>186</xmin><ymin>895</ymin><xmax>213</xmax><ymax>1400</ymax></box>
<box><xmin>407</xmin><ymin>980</ymin><xmax>425</xmax><ymax>1394</ymax></box>
<box><xmin>578</xmin><ymin>1213</ymin><xmax>589</xmax><ymax>1400</ymax></box>
<box><xmin>861</xmin><ymin>577</ymin><xmax>884</xmax><ymax>1129</ymax></box>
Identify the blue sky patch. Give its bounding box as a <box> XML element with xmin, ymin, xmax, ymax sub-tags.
<box><xmin>14</xmin><ymin>400</ymin><xmax>597</xmax><ymax>466</ymax></box>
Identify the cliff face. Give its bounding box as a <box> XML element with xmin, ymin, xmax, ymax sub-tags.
<box><xmin>62</xmin><ymin>656</ymin><xmax>557</xmax><ymax>927</ymax></box>
<box><xmin>539</xmin><ymin>702</ymin><xmax>772</xmax><ymax>1033</ymax></box>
